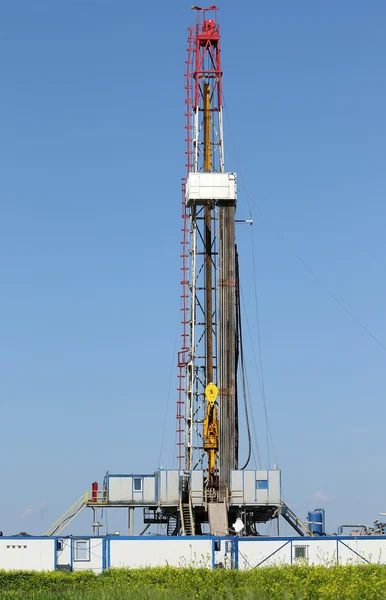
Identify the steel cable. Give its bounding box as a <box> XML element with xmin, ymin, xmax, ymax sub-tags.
<box><xmin>236</xmin><ymin>248</ymin><xmax>252</xmax><ymax>470</ymax></box>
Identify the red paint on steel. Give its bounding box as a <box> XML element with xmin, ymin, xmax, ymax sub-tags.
<box><xmin>91</xmin><ymin>481</ymin><xmax>98</xmax><ymax>503</ymax></box>
<box><xmin>177</xmin><ymin>6</ymin><xmax>223</xmax><ymax>470</ymax></box>
<box><xmin>177</xmin><ymin>182</ymin><xmax>189</xmax><ymax>469</ymax></box>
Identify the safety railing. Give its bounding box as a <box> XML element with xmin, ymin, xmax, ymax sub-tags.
<box><xmin>85</xmin><ymin>489</ymin><xmax>108</xmax><ymax>505</ymax></box>
<box><xmin>280</xmin><ymin>503</ymin><xmax>314</xmax><ymax>537</ymax></box>
<box><xmin>43</xmin><ymin>493</ymin><xmax>88</xmax><ymax>537</ymax></box>
<box><xmin>229</xmin><ymin>489</ymin><xmax>243</xmax><ymax>502</ymax></box>
<box><xmin>43</xmin><ymin>490</ymin><xmax>109</xmax><ymax>537</ymax></box>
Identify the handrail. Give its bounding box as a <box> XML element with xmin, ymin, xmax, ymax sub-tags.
<box><xmin>85</xmin><ymin>490</ymin><xmax>108</xmax><ymax>505</ymax></box>
<box><xmin>189</xmin><ymin>497</ymin><xmax>195</xmax><ymax>535</ymax></box>
<box><xmin>43</xmin><ymin>493</ymin><xmax>88</xmax><ymax>537</ymax></box>
<box><xmin>179</xmin><ymin>500</ymin><xmax>186</xmax><ymax>535</ymax></box>
<box><xmin>43</xmin><ymin>489</ymin><xmax>108</xmax><ymax>537</ymax></box>
<box><xmin>280</xmin><ymin>502</ymin><xmax>314</xmax><ymax>537</ymax></box>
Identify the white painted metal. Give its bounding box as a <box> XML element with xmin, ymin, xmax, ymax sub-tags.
<box><xmin>2</xmin><ymin>537</ymin><xmax>386</xmax><ymax>572</ymax></box>
<box><xmin>158</xmin><ymin>470</ymin><xmax>181</xmax><ymax>504</ymax></box>
<box><xmin>109</xmin><ymin>476</ymin><xmax>132</xmax><ymax>502</ymax></box>
<box><xmin>108</xmin><ymin>475</ymin><xmax>156</xmax><ymax>504</ymax></box>
<box><xmin>190</xmin><ymin>470</ymin><xmax>204</xmax><ymax>506</ymax></box>
<box><xmin>0</xmin><ymin>539</ymin><xmax>55</xmax><ymax>571</ymax></box>
<box><xmin>185</xmin><ymin>172</ymin><xmax>237</xmax><ymax>206</ymax></box>
<box><xmin>218</xmin><ymin>107</ymin><xmax>225</xmax><ymax>172</ymax></box>
<box><xmin>185</xmin><ymin>218</ymin><xmax>197</xmax><ymax>472</ymax></box>
<box><xmin>193</xmin><ymin>107</ymin><xmax>199</xmax><ymax>172</ymax></box>
<box><xmin>71</xmin><ymin>538</ymin><xmax>104</xmax><ymax>573</ymax></box>
<box><xmin>295</xmin><ymin>539</ymin><xmax>338</xmax><ymax>566</ymax></box>
<box><xmin>143</xmin><ymin>477</ymin><xmax>156</xmax><ymax>503</ymax></box>
<box><xmin>238</xmin><ymin>538</ymin><xmax>386</xmax><ymax>569</ymax></box>
<box><xmin>229</xmin><ymin>470</ymin><xmax>281</xmax><ymax>505</ymax></box>
<box><xmin>109</xmin><ymin>539</ymin><xmax>212</xmax><ymax>569</ymax></box>
<box><xmin>128</xmin><ymin>509</ymin><xmax>135</xmax><ymax>536</ymax></box>
<box><xmin>56</xmin><ymin>538</ymin><xmax>71</xmax><ymax>570</ymax></box>
<box><xmin>268</xmin><ymin>470</ymin><xmax>281</xmax><ymax>502</ymax></box>
<box><xmin>337</xmin><ymin>538</ymin><xmax>386</xmax><ymax>565</ymax></box>
<box><xmin>238</xmin><ymin>539</ymin><xmax>291</xmax><ymax>569</ymax></box>
<box><xmin>214</xmin><ymin>539</ymin><xmax>236</xmax><ymax>569</ymax></box>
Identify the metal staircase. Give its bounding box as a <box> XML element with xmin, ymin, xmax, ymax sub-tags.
<box><xmin>43</xmin><ymin>493</ymin><xmax>88</xmax><ymax>537</ymax></box>
<box><xmin>280</xmin><ymin>502</ymin><xmax>313</xmax><ymax>537</ymax></box>
<box><xmin>167</xmin><ymin>515</ymin><xmax>179</xmax><ymax>536</ymax></box>
<box><xmin>180</xmin><ymin>500</ymin><xmax>195</xmax><ymax>536</ymax></box>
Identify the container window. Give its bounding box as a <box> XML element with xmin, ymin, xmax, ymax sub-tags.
<box><xmin>74</xmin><ymin>540</ymin><xmax>90</xmax><ymax>562</ymax></box>
<box><xmin>57</xmin><ymin>540</ymin><xmax>63</xmax><ymax>551</ymax></box>
<box><xmin>256</xmin><ymin>479</ymin><xmax>268</xmax><ymax>490</ymax></box>
<box><xmin>133</xmin><ymin>478</ymin><xmax>142</xmax><ymax>492</ymax></box>
<box><xmin>294</xmin><ymin>545</ymin><xmax>308</xmax><ymax>560</ymax></box>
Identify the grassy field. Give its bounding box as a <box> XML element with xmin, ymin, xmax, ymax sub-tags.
<box><xmin>1</xmin><ymin>565</ymin><xmax>386</xmax><ymax>599</ymax></box>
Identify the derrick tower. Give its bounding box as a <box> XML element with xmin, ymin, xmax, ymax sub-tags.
<box><xmin>44</xmin><ymin>6</ymin><xmax>301</xmax><ymax>541</ymax></box>
<box><xmin>177</xmin><ymin>5</ymin><xmax>238</xmax><ymax>500</ymax></box>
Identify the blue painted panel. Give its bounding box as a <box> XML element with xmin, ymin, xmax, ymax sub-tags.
<box><xmin>53</xmin><ymin>540</ymin><xmax>57</xmax><ymax>571</ymax></box>
<box><xmin>108</xmin><ymin>473</ymin><xmax>156</xmax><ymax>478</ymax></box>
<box><xmin>256</xmin><ymin>480</ymin><xmax>268</xmax><ymax>490</ymax></box>
<box><xmin>234</xmin><ymin>538</ymin><xmax>239</xmax><ymax>570</ymax></box>
<box><xmin>109</xmin><ymin>535</ymin><xmax>214</xmax><ymax>541</ymax></box>
<box><xmin>102</xmin><ymin>538</ymin><xmax>106</xmax><ymax>571</ymax></box>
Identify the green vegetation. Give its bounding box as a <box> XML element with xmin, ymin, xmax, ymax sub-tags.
<box><xmin>1</xmin><ymin>565</ymin><xmax>386</xmax><ymax>599</ymax></box>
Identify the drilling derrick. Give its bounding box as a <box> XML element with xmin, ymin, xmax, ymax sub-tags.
<box><xmin>175</xmin><ymin>5</ymin><xmax>281</xmax><ymax>536</ymax></box>
<box><xmin>44</xmin><ymin>7</ymin><xmax>307</xmax><ymax>543</ymax></box>
<box><xmin>178</xmin><ymin>5</ymin><xmax>238</xmax><ymax>505</ymax></box>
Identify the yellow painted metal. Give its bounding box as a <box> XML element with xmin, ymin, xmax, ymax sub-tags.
<box><xmin>204</xmin><ymin>80</ymin><xmax>213</xmax><ymax>385</ymax></box>
<box><xmin>204</xmin><ymin>405</ymin><xmax>218</xmax><ymax>476</ymax></box>
<box><xmin>43</xmin><ymin>492</ymin><xmax>88</xmax><ymax>537</ymax></box>
<box><xmin>203</xmin><ymin>81</ymin><xmax>218</xmax><ymax>479</ymax></box>
<box><xmin>43</xmin><ymin>490</ymin><xmax>108</xmax><ymax>537</ymax></box>
<box><xmin>85</xmin><ymin>490</ymin><xmax>108</xmax><ymax>505</ymax></box>
<box><xmin>289</xmin><ymin>511</ymin><xmax>314</xmax><ymax>537</ymax></box>
<box><xmin>204</xmin><ymin>82</ymin><xmax>211</xmax><ymax>172</ymax></box>
<box><xmin>205</xmin><ymin>382</ymin><xmax>218</xmax><ymax>405</ymax></box>
<box><xmin>204</xmin><ymin>379</ymin><xmax>219</xmax><ymax>477</ymax></box>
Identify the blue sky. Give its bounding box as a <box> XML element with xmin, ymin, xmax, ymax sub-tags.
<box><xmin>1</xmin><ymin>0</ymin><xmax>386</xmax><ymax>536</ymax></box>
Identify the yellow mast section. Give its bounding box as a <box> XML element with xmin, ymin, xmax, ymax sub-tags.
<box><xmin>204</xmin><ymin>82</ymin><xmax>211</xmax><ymax>173</ymax></box>
<box><xmin>203</xmin><ymin>81</ymin><xmax>219</xmax><ymax>479</ymax></box>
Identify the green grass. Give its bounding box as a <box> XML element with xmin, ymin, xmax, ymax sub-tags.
<box><xmin>1</xmin><ymin>565</ymin><xmax>386</xmax><ymax>599</ymax></box>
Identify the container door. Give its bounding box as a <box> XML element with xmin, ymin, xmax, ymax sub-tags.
<box><xmin>213</xmin><ymin>539</ymin><xmax>236</xmax><ymax>570</ymax></box>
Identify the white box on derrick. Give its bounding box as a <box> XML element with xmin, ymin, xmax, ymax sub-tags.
<box><xmin>185</xmin><ymin>172</ymin><xmax>237</xmax><ymax>206</ymax></box>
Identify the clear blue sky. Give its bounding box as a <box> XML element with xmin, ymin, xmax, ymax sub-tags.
<box><xmin>1</xmin><ymin>0</ymin><xmax>386</xmax><ymax>536</ymax></box>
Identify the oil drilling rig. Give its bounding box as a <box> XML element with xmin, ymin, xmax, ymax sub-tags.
<box><xmin>175</xmin><ymin>4</ymin><xmax>282</xmax><ymax>534</ymax></box>
<box><xmin>44</xmin><ymin>6</ymin><xmax>313</xmax><ymax>540</ymax></box>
